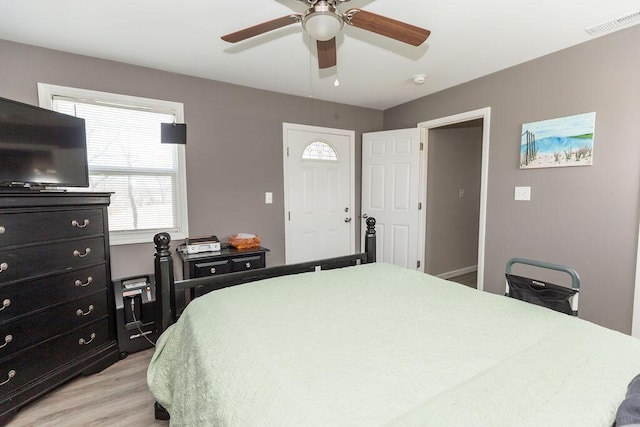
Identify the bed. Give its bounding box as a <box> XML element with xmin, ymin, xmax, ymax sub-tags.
<box><xmin>147</xmin><ymin>219</ymin><xmax>640</xmax><ymax>426</ymax></box>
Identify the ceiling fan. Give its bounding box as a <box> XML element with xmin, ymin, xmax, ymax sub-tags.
<box><xmin>221</xmin><ymin>0</ymin><xmax>431</xmax><ymax>69</ymax></box>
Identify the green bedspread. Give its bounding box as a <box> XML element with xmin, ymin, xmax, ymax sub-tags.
<box><xmin>148</xmin><ymin>263</ymin><xmax>640</xmax><ymax>426</ymax></box>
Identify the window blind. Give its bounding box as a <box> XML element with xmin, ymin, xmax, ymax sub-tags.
<box><xmin>53</xmin><ymin>98</ymin><xmax>179</xmax><ymax>233</ymax></box>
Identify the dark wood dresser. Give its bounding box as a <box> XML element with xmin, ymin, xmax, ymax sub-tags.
<box><xmin>0</xmin><ymin>191</ymin><xmax>119</xmax><ymax>424</ymax></box>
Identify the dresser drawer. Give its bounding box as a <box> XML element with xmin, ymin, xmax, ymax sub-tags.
<box><xmin>194</xmin><ymin>259</ymin><xmax>231</xmax><ymax>278</ymax></box>
<box><xmin>0</xmin><ymin>209</ymin><xmax>104</xmax><ymax>248</ymax></box>
<box><xmin>231</xmin><ymin>255</ymin><xmax>264</xmax><ymax>272</ymax></box>
<box><xmin>0</xmin><ymin>237</ymin><xmax>105</xmax><ymax>284</ymax></box>
<box><xmin>0</xmin><ymin>318</ymin><xmax>110</xmax><ymax>396</ymax></box>
<box><xmin>0</xmin><ymin>292</ymin><xmax>108</xmax><ymax>358</ymax></box>
<box><xmin>0</xmin><ymin>265</ymin><xmax>107</xmax><ymax>325</ymax></box>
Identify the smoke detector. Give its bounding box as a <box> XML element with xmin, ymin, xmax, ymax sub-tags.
<box><xmin>412</xmin><ymin>74</ymin><xmax>427</xmax><ymax>85</ymax></box>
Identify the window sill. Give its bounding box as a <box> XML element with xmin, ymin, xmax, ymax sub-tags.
<box><xmin>109</xmin><ymin>230</ymin><xmax>187</xmax><ymax>246</ymax></box>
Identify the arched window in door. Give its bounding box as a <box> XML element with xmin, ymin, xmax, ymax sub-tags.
<box><xmin>302</xmin><ymin>141</ymin><xmax>338</xmax><ymax>161</ymax></box>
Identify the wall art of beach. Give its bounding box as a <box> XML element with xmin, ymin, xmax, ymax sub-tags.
<box><xmin>520</xmin><ymin>112</ymin><xmax>596</xmax><ymax>169</ymax></box>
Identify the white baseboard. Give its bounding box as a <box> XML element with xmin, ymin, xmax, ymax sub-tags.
<box><xmin>437</xmin><ymin>265</ymin><xmax>478</xmax><ymax>279</ymax></box>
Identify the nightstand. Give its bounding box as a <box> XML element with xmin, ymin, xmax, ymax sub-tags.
<box><xmin>178</xmin><ymin>246</ymin><xmax>270</xmax><ymax>279</ymax></box>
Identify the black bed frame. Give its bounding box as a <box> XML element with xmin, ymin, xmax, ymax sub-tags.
<box><xmin>151</xmin><ymin>217</ymin><xmax>377</xmax><ymax>420</ymax></box>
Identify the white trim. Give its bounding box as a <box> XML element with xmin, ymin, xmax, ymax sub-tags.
<box><xmin>417</xmin><ymin>130</ymin><xmax>427</xmax><ymax>272</ymax></box>
<box><xmin>437</xmin><ymin>265</ymin><xmax>478</xmax><ymax>280</ymax></box>
<box><xmin>283</xmin><ymin>122</ymin><xmax>356</xmax><ymax>264</ymax></box>
<box><xmin>37</xmin><ymin>83</ymin><xmax>184</xmax><ymax>115</ymax></box>
<box><xmin>37</xmin><ymin>83</ymin><xmax>189</xmax><ymax>245</ymax></box>
<box><xmin>418</xmin><ymin>107</ymin><xmax>491</xmax><ymax>292</ymax></box>
<box><xmin>633</xmin><ymin>225</ymin><xmax>640</xmax><ymax>337</ymax></box>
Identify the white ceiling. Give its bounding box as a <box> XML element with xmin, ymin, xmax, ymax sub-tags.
<box><xmin>0</xmin><ymin>0</ymin><xmax>638</xmax><ymax>110</ymax></box>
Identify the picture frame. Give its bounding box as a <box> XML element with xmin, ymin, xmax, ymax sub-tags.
<box><xmin>520</xmin><ymin>112</ymin><xmax>596</xmax><ymax>169</ymax></box>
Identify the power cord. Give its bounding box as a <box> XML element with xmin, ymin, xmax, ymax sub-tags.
<box><xmin>130</xmin><ymin>298</ymin><xmax>156</xmax><ymax>346</ymax></box>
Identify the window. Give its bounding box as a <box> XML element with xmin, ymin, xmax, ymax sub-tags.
<box><xmin>38</xmin><ymin>83</ymin><xmax>188</xmax><ymax>245</ymax></box>
<box><xmin>302</xmin><ymin>141</ymin><xmax>338</xmax><ymax>161</ymax></box>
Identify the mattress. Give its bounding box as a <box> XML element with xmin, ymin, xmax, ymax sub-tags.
<box><xmin>147</xmin><ymin>262</ymin><xmax>640</xmax><ymax>426</ymax></box>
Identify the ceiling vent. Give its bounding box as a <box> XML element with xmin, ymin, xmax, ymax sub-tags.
<box><xmin>585</xmin><ymin>10</ymin><xmax>640</xmax><ymax>36</ymax></box>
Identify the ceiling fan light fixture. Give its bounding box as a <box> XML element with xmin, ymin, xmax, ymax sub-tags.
<box><xmin>302</xmin><ymin>2</ymin><xmax>343</xmax><ymax>41</ymax></box>
<box><xmin>221</xmin><ymin>1</ymin><xmax>432</xmax><ymax>71</ymax></box>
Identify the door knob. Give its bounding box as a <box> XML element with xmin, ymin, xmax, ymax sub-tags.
<box><xmin>344</xmin><ymin>217</ymin><xmax>352</xmax><ymax>223</ymax></box>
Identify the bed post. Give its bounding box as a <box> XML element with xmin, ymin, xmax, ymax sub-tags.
<box><xmin>365</xmin><ymin>217</ymin><xmax>377</xmax><ymax>264</ymax></box>
<box><xmin>154</xmin><ymin>232</ymin><xmax>176</xmax><ymax>334</ymax></box>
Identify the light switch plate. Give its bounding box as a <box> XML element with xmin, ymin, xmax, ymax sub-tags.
<box><xmin>514</xmin><ymin>186</ymin><xmax>531</xmax><ymax>201</ymax></box>
<box><xmin>265</xmin><ymin>192</ymin><xmax>273</xmax><ymax>204</ymax></box>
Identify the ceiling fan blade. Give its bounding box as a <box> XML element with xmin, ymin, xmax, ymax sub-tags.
<box><xmin>344</xmin><ymin>9</ymin><xmax>430</xmax><ymax>46</ymax></box>
<box><xmin>221</xmin><ymin>14</ymin><xmax>302</xmax><ymax>43</ymax></box>
<box><xmin>317</xmin><ymin>38</ymin><xmax>337</xmax><ymax>69</ymax></box>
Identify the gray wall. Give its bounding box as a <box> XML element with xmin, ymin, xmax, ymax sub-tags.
<box><xmin>384</xmin><ymin>25</ymin><xmax>640</xmax><ymax>333</ymax></box>
<box><xmin>426</xmin><ymin>126</ymin><xmax>482</xmax><ymax>276</ymax></box>
<box><xmin>2</xmin><ymin>24</ymin><xmax>639</xmax><ymax>333</ymax></box>
<box><xmin>0</xmin><ymin>39</ymin><xmax>383</xmax><ymax>279</ymax></box>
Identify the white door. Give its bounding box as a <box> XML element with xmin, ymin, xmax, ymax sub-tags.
<box><xmin>284</xmin><ymin>123</ymin><xmax>355</xmax><ymax>264</ymax></box>
<box><xmin>361</xmin><ymin>129</ymin><xmax>421</xmax><ymax>269</ymax></box>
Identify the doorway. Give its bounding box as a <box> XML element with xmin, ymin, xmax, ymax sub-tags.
<box><xmin>283</xmin><ymin>123</ymin><xmax>356</xmax><ymax>264</ymax></box>
<box><xmin>418</xmin><ymin>107</ymin><xmax>491</xmax><ymax>291</ymax></box>
<box><xmin>425</xmin><ymin>120</ymin><xmax>483</xmax><ymax>288</ymax></box>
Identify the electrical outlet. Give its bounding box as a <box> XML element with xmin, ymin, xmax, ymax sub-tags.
<box><xmin>458</xmin><ymin>188</ymin><xmax>465</xmax><ymax>198</ymax></box>
<box><xmin>265</xmin><ymin>192</ymin><xmax>273</xmax><ymax>204</ymax></box>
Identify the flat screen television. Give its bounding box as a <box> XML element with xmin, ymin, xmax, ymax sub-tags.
<box><xmin>0</xmin><ymin>96</ymin><xmax>89</xmax><ymax>189</ymax></box>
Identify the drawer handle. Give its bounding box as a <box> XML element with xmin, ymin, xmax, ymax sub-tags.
<box><xmin>245</xmin><ymin>262</ymin><xmax>251</xmax><ymax>269</ymax></box>
<box><xmin>0</xmin><ymin>226</ymin><xmax>5</xmax><ymax>234</ymax></box>
<box><xmin>71</xmin><ymin>219</ymin><xmax>90</xmax><ymax>228</ymax></box>
<box><xmin>210</xmin><ymin>267</ymin><xmax>216</xmax><ymax>274</ymax></box>
<box><xmin>0</xmin><ymin>299</ymin><xmax>10</xmax><ymax>312</ymax></box>
<box><xmin>75</xmin><ymin>276</ymin><xmax>94</xmax><ymax>287</ymax></box>
<box><xmin>0</xmin><ymin>262</ymin><xmax>7</xmax><ymax>272</ymax></box>
<box><xmin>0</xmin><ymin>335</ymin><xmax>12</xmax><ymax>349</ymax></box>
<box><xmin>76</xmin><ymin>305</ymin><xmax>94</xmax><ymax>317</ymax></box>
<box><xmin>78</xmin><ymin>332</ymin><xmax>96</xmax><ymax>345</ymax></box>
<box><xmin>73</xmin><ymin>248</ymin><xmax>91</xmax><ymax>258</ymax></box>
<box><xmin>0</xmin><ymin>370</ymin><xmax>15</xmax><ymax>386</ymax></box>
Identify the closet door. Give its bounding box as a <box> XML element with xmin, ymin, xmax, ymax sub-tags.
<box><xmin>361</xmin><ymin>128</ymin><xmax>421</xmax><ymax>269</ymax></box>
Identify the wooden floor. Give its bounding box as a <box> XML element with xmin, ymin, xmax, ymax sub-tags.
<box><xmin>7</xmin><ymin>349</ymin><xmax>166</xmax><ymax>427</ymax></box>
<box><xmin>448</xmin><ymin>271</ymin><xmax>477</xmax><ymax>288</ymax></box>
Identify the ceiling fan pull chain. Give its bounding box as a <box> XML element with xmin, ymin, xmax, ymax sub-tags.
<box><xmin>308</xmin><ymin>33</ymin><xmax>313</xmax><ymax>98</ymax></box>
